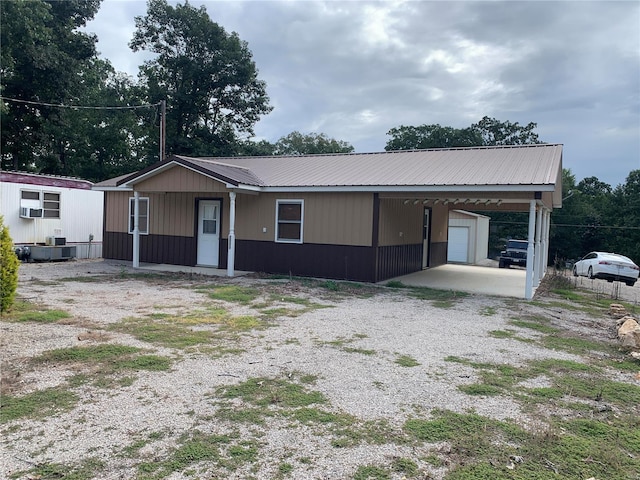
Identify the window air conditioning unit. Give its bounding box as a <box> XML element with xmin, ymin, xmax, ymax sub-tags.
<box><xmin>20</xmin><ymin>207</ymin><xmax>43</xmax><ymax>219</ymax></box>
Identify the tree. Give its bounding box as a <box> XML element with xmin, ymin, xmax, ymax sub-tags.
<box><xmin>273</xmin><ymin>131</ymin><xmax>354</xmax><ymax>155</ymax></box>
<box><xmin>130</xmin><ymin>0</ymin><xmax>272</xmax><ymax>157</ymax></box>
<box><xmin>611</xmin><ymin>170</ymin><xmax>640</xmax><ymax>263</ymax></box>
<box><xmin>471</xmin><ymin>116</ymin><xmax>540</xmax><ymax>145</ymax></box>
<box><xmin>0</xmin><ymin>217</ymin><xmax>19</xmax><ymax>314</ymax></box>
<box><xmin>1</xmin><ymin>0</ymin><xmax>103</xmax><ymax>172</ymax></box>
<box><xmin>385</xmin><ymin>124</ymin><xmax>482</xmax><ymax>151</ymax></box>
<box><xmin>385</xmin><ymin>117</ymin><xmax>540</xmax><ymax>151</ymax></box>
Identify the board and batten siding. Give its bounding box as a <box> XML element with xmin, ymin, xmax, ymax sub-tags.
<box><xmin>135</xmin><ymin>165</ymin><xmax>232</xmax><ymax>193</ymax></box>
<box><xmin>235</xmin><ymin>192</ymin><xmax>373</xmax><ymax>246</ymax></box>
<box><xmin>377</xmin><ymin>199</ymin><xmax>423</xmax><ymax>246</ymax></box>
<box><xmin>107</xmin><ymin>190</ymin><xmax>374</xmax><ymax>246</ymax></box>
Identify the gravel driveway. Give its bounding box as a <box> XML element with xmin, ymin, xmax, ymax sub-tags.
<box><xmin>1</xmin><ymin>259</ymin><xmax>636</xmax><ymax>479</ymax></box>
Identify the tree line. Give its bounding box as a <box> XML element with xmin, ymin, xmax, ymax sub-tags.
<box><xmin>1</xmin><ymin>0</ymin><xmax>638</xmax><ymax>263</ymax></box>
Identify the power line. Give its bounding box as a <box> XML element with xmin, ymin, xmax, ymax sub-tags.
<box><xmin>0</xmin><ymin>96</ymin><xmax>160</xmax><ymax>110</ymax></box>
<box><xmin>492</xmin><ymin>221</ymin><xmax>640</xmax><ymax>230</ymax></box>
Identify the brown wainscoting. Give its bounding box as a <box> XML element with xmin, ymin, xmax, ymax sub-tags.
<box><xmin>234</xmin><ymin>240</ymin><xmax>376</xmax><ymax>282</ymax></box>
<box><xmin>103</xmin><ymin>231</ymin><xmax>197</xmax><ymax>266</ymax></box>
<box><xmin>430</xmin><ymin>242</ymin><xmax>448</xmax><ymax>267</ymax></box>
<box><xmin>375</xmin><ymin>244</ymin><xmax>422</xmax><ymax>282</ymax></box>
<box><xmin>103</xmin><ymin>231</ymin><xmax>132</xmax><ymax>261</ymax></box>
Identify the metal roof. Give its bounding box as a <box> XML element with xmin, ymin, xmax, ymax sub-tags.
<box><xmin>99</xmin><ymin>143</ymin><xmax>562</xmax><ymax>192</ymax></box>
<box><xmin>198</xmin><ymin>144</ymin><xmax>563</xmax><ymax>188</ymax></box>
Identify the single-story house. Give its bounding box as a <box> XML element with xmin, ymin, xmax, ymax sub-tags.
<box><xmin>447</xmin><ymin>210</ymin><xmax>490</xmax><ymax>264</ymax></box>
<box><xmin>1</xmin><ymin>171</ymin><xmax>104</xmax><ymax>259</ymax></box>
<box><xmin>94</xmin><ymin>144</ymin><xmax>563</xmax><ymax>299</ymax></box>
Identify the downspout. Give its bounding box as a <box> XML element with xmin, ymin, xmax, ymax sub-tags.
<box><xmin>525</xmin><ymin>200</ymin><xmax>536</xmax><ymax>300</ymax></box>
<box><xmin>227</xmin><ymin>191</ymin><xmax>236</xmax><ymax>277</ymax></box>
<box><xmin>133</xmin><ymin>191</ymin><xmax>140</xmax><ymax>268</ymax></box>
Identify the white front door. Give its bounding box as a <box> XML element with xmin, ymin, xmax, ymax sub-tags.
<box><xmin>197</xmin><ymin>200</ymin><xmax>220</xmax><ymax>266</ymax></box>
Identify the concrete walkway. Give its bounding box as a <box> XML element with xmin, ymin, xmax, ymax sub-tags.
<box><xmin>133</xmin><ymin>261</ymin><xmax>527</xmax><ymax>298</ymax></box>
<box><xmin>385</xmin><ymin>263</ymin><xmax>528</xmax><ymax>298</ymax></box>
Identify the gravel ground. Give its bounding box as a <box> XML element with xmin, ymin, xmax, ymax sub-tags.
<box><xmin>1</xmin><ymin>259</ymin><xmax>636</xmax><ymax>479</ymax></box>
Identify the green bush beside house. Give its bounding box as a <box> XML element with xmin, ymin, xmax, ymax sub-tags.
<box><xmin>0</xmin><ymin>216</ymin><xmax>19</xmax><ymax>313</ymax></box>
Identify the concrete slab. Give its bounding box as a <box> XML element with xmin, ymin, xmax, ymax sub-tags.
<box><xmin>385</xmin><ymin>263</ymin><xmax>527</xmax><ymax>298</ymax></box>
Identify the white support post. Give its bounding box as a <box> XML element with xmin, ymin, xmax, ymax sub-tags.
<box><xmin>539</xmin><ymin>209</ymin><xmax>548</xmax><ymax>280</ymax></box>
<box><xmin>525</xmin><ymin>200</ymin><xmax>536</xmax><ymax>300</ymax></box>
<box><xmin>543</xmin><ymin>210</ymin><xmax>551</xmax><ymax>272</ymax></box>
<box><xmin>534</xmin><ymin>205</ymin><xmax>543</xmax><ymax>285</ymax></box>
<box><xmin>133</xmin><ymin>191</ymin><xmax>140</xmax><ymax>268</ymax></box>
<box><xmin>227</xmin><ymin>191</ymin><xmax>236</xmax><ymax>277</ymax></box>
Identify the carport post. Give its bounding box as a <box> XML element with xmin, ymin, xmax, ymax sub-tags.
<box><xmin>132</xmin><ymin>191</ymin><xmax>140</xmax><ymax>268</ymax></box>
<box><xmin>543</xmin><ymin>210</ymin><xmax>551</xmax><ymax>272</ymax></box>
<box><xmin>227</xmin><ymin>191</ymin><xmax>236</xmax><ymax>277</ymax></box>
<box><xmin>534</xmin><ymin>205</ymin><xmax>543</xmax><ymax>285</ymax></box>
<box><xmin>525</xmin><ymin>200</ymin><xmax>536</xmax><ymax>299</ymax></box>
<box><xmin>539</xmin><ymin>209</ymin><xmax>549</xmax><ymax>281</ymax></box>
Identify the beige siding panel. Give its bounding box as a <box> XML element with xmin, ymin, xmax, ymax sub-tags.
<box><xmin>147</xmin><ymin>192</ymin><xmax>197</xmax><ymax>237</ymax></box>
<box><xmin>234</xmin><ymin>192</ymin><xmax>373</xmax><ymax>246</ymax></box>
<box><xmin>431</xmin><ymin>204</ymin><xmax>449</xmax><ymax>243</ymax></box>
<box><xmin>105</xmin><ymin>191</ymin><xmax>130</xmax><ymax>233</ymax></box>
<box><xmin>378</xmin><ymin>199</ymin><xmax>423</xmax><ymax>246</ymax></box>
<box><xmin>136</xmin><ymin>165</ymin><xmax>231</xmax><ymax>193</ymax></box>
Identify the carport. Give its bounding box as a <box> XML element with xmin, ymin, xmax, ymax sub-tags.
<box><xmin>379</xmin><ymin>144</ymin><xmax>563</xmax><ymax>299</ymax></box>
<box><xmin>387</xmin><ymin>263</ymin><xmax>527</xmax><ymax>298</ymax></box>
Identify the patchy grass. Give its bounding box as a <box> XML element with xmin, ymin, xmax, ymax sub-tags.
<box><xmin>218</xmin><ymin>376</ymin><xmax>326</xmax><ymax>408</ymax></box>
<box><xmin>2</xmin><ymin>299</ymin><xmax>70</xmax><ymax>323</ymax></box>
<box><xmin>0</xmin><ymin>387</ymin><xmax>78</xmax><ymax>423</ymax></box>
<box><xmin>11</xmin><ymin>457</ymin><xmax>105</xmax><ymax>480</ymax></box>
<box><xmin>407</xmin><ymin>286</ymin><xmax>469</xmax><ymax>308</ymax></box>
<box><xmin>480</xmin><ymin>306</ymin><xmax>497</xmax><ymax>316</ymax></box>
<box><xmin>201</xmin><ymin>285</ymin><xmax>261</xmax><ymax>304</ymax></box>
<box><xmin>28</xmin><ymin>344</ymin><xmax>172</xmax><ymax>389</ymax></box>
<box><xmin>395</xmin><ymin>354</ymin><xmax>420</xmax><ymax>367</ymax></box>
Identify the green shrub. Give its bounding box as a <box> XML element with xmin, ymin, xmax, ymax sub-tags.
<box><xmin>0</xmin><ymin>216</ymin><xmax>19</xmax><ymax>314</ymax></box>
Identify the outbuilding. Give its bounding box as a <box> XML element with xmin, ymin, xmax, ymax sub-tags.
<box><xmin>1</xmin><ymin>171</ymin><xmax>104</xmax><ymax>259</ymax></box>
<box><xmin>447</xmin><ymin>210</ymin><xmax>490</xmax><ymax>265</ymax></box>
<box><xmin>95</xmin><ymin>144</ymin><xmax>563</xmax><ymax>299</ymax></box>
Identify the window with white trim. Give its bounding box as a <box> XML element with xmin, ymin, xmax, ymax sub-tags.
<box><xmin>128</xmin><ymin>197</ymin><xmax>149</xmax><ymax>234</ymax></box>
<box><xmin>275</xmin><ymin>200</ymin><xmax>303</xmax><ymax>243</ymax></box>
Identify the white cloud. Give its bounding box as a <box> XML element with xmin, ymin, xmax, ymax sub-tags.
<box><xmin>82</xmin><ymin>0</ymin><xmax>640</xmax><ymax>186</ymax></box>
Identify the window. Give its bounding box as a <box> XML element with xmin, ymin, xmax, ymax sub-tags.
<box><xmin>43</xmin><ymin>192</ymin><xmax>60</xmax><ymax>218</ymax></box>
<box><xmin>275</xmin><ymin>200</ymin><xmax>303</xmax><ymax>243</ymax></box>
<box><xmin>128</xmin><ymin>197</ymin><xmax>149</xmax><ymax>234</ymax></box>
<box><xmin>20</xmin><ymin>190</ymin><xmax>59</xmax><ymax>218</ymax></box>
<box><xmin>21</xmin><ymin>190</ymin><xmax>40</xmax><ymax>201</ymax></box>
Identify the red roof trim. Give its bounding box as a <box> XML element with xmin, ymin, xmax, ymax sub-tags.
<box><xmin>0</xmin><ymin>171</ymin><xmax>93</xmax><ymax>190</ymax></box>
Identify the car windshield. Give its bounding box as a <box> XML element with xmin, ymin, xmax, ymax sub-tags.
<box><xmin>507</xmin><ymin>240</ymin><xmax>528</xmax><ymax>249</ymax></box>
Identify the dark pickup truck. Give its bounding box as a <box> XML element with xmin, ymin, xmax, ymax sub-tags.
<box><xmin>498</xmin><ymin>239</ymin><xmax>528</xmax><ymax>268</ymax></box>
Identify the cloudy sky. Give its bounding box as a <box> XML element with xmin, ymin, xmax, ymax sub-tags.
<box><xmin>85</xmin><ymin>0</ymin><xmax>639</xmax><ymax>187</ymax></box>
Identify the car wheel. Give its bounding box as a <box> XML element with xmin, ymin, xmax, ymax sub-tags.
<box><xmin>588</xmin><ymin>267</ymin><xmax>594</xmax><ymax>279</ymax></box>
<box><xmin>626</xmin><ymin>281</ymin><xmax>636</xmax><ymax>287</ymax></box>
<box><xmin>572</xmin><ymin>265</ymin><xmax>578</xmax><ymax>277</ymax></box>
<box><xmin>498</xmin><ymin>260</ymin><xmax>505</xmax><ymax>268</ymax></box>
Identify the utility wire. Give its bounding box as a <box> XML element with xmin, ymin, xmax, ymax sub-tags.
<box><xmin>492</xmin><ymin>220</ymin><xmax>640</xmax><ymax>230</ymax></box>
<box><xmin>0</xmin><ymin>96</ymin><xmax>160</xmax><ymax>110</ymax></box>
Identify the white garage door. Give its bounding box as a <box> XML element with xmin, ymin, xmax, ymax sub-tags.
<box><xmin>448</xmin><ymin>226</ymin><xmax>469</xmax><ymax>263</ymax></box>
